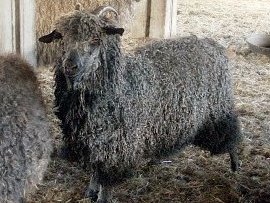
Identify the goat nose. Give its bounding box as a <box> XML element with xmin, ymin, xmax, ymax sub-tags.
<box><xmin>64</xmin><ymin>65</ymin><xmax>78</xmax><ymax>75</ymax></box>
<box><xmin>71</xmin><ymin>65</ymin><xmax>78</xmax><ymax>70</ymax></box>
<box><xmin>65</xmin><ymin>65</ymin><xmax>76</xmax><ymax>70</ymax></box>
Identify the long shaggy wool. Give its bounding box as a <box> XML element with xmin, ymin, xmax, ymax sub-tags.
<box><xmin>0</xmin><ymin>55</ymin><xmax>51</xmax><ymax>203</ymax></box>
<box><xmin>50</xmin><ymin>9</ymin><xmax>241</xmax><ymax>185</ymax></box>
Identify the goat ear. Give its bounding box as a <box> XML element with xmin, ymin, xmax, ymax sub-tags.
<box><xmin>103</xmin><ymin>26</ymin><xmax>125</xmax><ymax>36</ymax></box>
<box><xmin>39</xmin><ymin>30</ymin><xmax>63</xmax><ymax>43</ymax></box>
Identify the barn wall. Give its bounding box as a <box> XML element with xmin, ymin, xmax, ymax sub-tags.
<box><xmin>20</xmin><ymin>0</ymin><xmax>37</xmax><ymax>66</ymax></box>
<box><xmin>36</xmin><ymin>0</ymin><xmax>178</xmax><ymax>66</ymax></box>
<box><xmin>149</xmin><ymin>0</ymin><xmax>177</xmax><ymax>38</ymax></box>
<box><xmin>128</xmin><ymin>0</ymin><xmax>149</xmax><ymax>39</ymax></box>
<box><xmin>0</xmin><ymin>0</ymin><xmax>36</xmax><ymax>66</ymax></box>
<box><xmin>1</xmin><ymin>0</ymin><xmax>178</xmax><ymax>66</ymax></box>
<box><xmin>0</xmin><ymin>1</ymin><xmax>16</xmax><ymax>53</ymax></box>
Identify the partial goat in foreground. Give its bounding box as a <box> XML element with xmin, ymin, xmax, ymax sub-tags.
<box><xmin>0</xmin><ymin>55</ymin><xmax>51</xmax><ymax>203</ymax></box>
<box><xmin>39</xmin><ymin>6</ymin><xmax>242</xmax><ymax>203</ymax></box>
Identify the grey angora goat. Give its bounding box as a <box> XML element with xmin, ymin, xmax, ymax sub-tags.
<box><xmin>0</xmin><ymin>54</ymin><xmax>51</xmax><ymax>203</ymax></box>
<box><xmin>39</xmin><ymin>6</ymin><xmax>242</xmax><ymax>203</ymax></box>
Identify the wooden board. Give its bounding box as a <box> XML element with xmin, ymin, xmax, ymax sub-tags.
<box><xmin>0</xmin><ymin>0</ymin><xmax>16</xmax><ymax>53</ymax></box>
<box><xmin>19</xmin><ymin>0</ymin><xmax>36</xmax><ymax>66</ymax></box>
<box><xmin>0</xmin><ymin>0</ymin><xmax>36</xmax><ymax>66</ymax></box>
<box><xmin>149</xmin><ymin>0</ymin><xmax>177</xmax><ymax>38</ymax></box>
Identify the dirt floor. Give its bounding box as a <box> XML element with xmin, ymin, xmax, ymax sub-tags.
<box><xmin>28</xmin><ymin>0</ymin><xmax>270</xmax><ymax>202</ymax></box>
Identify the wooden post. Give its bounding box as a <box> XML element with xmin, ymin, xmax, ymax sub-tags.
<box><xmin>148</xmin><ymin>0</ymin><xmax>177</xmax><ymax>38</ymax></box>
<box><xmin>0</xmin><ymin>0</ymin><xmax>36</xmax><ymax>66</ymax></box>
<box><xmin>20</xmin><ymin>0</ymin><xmax>37</xmax><ymax>66</ymax></box>
<box><xmin>128</xmin><ymin>0</ymin><xmax>149</xmax><ymax>38</ymax></box>
<box><xmin>129</xmin><ymin>0</ymin><xmax>177</xmax><ymax>39</ymax></box>
<box><xmin>0</xmin><ymin>0</ymin><xmax>16</xmax><ymax>52</ymax></box>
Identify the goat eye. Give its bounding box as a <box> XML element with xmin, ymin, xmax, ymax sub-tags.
<box><xmin>90</xmin><ymin>38</ymin><xmax>100</xmax><ymax>45</ymax></box>
<box><xmin>71</xmin><ymin>65</ymin><xmax>78</xmax><ymax>70</ymax></box>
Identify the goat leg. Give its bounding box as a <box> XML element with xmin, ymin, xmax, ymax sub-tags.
<box><xmin>97</xmin><ymin>184</ymin><xmax>112</xmax><ymax>203</ymax></box>
<box><xmin>86</xmin><ymin>173</ymin><xmax>99</xmax><ymax>202</ymax></box>
<box><xmin>230</xmin><ymin>149</ymin><xmax>240</xmax><ymax>172</ymax></box>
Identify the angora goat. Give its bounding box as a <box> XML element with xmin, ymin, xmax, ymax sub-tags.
<box><xmin>39</xmin><ymin>6</ymin><xmax>241</xmax><ymax>203</ymax></box>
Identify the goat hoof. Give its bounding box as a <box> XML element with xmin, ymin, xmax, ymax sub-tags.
<box><xmin>85</xmin><ymin>188</ymin><xmax>99</xmax><ymax>202</ymax></box>
<box><xmin>230</xmin><ymin>152</ymin><xmax>240</xmax><ymax>172</ymax></box>
<box><xmin>231</xmin><ymin>161</ymin><xmax>240</xmax><ymax>172</ymax></box>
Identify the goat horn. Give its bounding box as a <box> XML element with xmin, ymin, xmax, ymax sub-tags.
<box><xmin>97</xmin><ymin>6</ymin><xmax>118</xmax><ymax>17</ymax></box>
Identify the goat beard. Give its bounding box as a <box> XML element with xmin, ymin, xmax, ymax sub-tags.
<box><xmin>73</xmin><ymin>47</ymin><xmax>101</xmax><ymax>90</ymax></box>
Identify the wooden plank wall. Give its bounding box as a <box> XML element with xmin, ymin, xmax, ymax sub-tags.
<box><xmin>128</xmin><ymin>0</ymin><xmax>149</xmax><ymax>38</ymax></box>
<box><xmin>132</xmin><ymin>0</ymin><xmax>177</xmax><ymax>38</ymax></box>
<box><xmin>0</xmin><ymin>0</ymin><xmax>177</xmax><ymax>66</ymax></box>
<box><xmin>0</xmin><ymin>1</ymin><xmax>16</xmax><ymax>53</ymax></box>
<box><xmin>20</xmin><ymin>0</ymin><xmax>36</xmax><ymax>66</ymax></box>
<box><xmin>0</xmin><ymin>0</ymin><xmax>36</xmax><ymax>66</ymax></box>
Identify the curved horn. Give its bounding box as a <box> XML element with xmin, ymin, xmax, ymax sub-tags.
<box><xmin>74</xmin><ymin>0</ymin><xmax>83</xmax><ymax>11</ymax></box>
<box><xmin>96</xmin><ymin>6</ymin><xmax>118</xmax><ymax>18</ymax></box>
<box><xmin>75</xmin><ymin>3</ymin><xmax>82</xmax><ymax>11</ymax></box>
